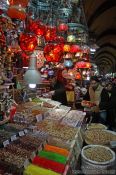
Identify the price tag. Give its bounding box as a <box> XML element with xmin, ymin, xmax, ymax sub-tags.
<box><xmin>36</xmin><ymin>114</ymin><xmax>42</xmax><ymax>122</ymax></box>
<box><xmin>29</xmin><ymin>98</ymin><xmax>32</xmax><ymax>102</ymax></box>
<box><xmin>3</xmin><ymin>140</ymin><xmax>10</xmax><ymax>147</ymax></box>
<box><xmin>19</xmin><ymin>131</ymin><xmax>25</xmax><ymax>137</ymax></box>
<box><xmin>30</xmin><ymin>152</ymin><xmax>36</xmax><ymax>160</ymax></box>
<box><xmin>24</xmin><ymin>159</ymin><xmax>30</xmax><ymax>168</ymax></box>
<box><xmin>11</xmin><ymin>135</ymin><xmax>17</xmax><ymax>141</ymax></box>
<box><xmin>24</xmin><ymin>129</ymin><xmax>28</xmax><ymax>134</ymax></box>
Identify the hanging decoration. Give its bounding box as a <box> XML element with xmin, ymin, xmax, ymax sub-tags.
<box><xmin>75</xmin><ymin>61</ymin><xmax>91</xmax><ymax>69</ymax></box>
<box><xmin>70</xmin><ymin>45</ymin><xmax>81</xmax><ymax>53</ymax></box>
<box><xmin>55</xmin><ymin>36</ymin><xmax>65</xmax><ymax>44</ymax></box>
<box><xmin>64</xmin><ymin>59</ymin><xmax>73</xmax><ymax>68</ymax></box>
<box><xmin>63</xmin><ymin>53</ymin><xmax>73</xmax><ymax>59</ymax></box>
<box><xmin>63</xmin><ymin>44</ymin><xmax>71</xmax><ymax>52</ymax></box>
<box><xmin>45</xmin><ymin>26</ymin><xmax>57</xmax><ymax>42</ymax></box>
<box><xmin>67</xmin><ymin>35</ymin><xmax>76</xmax><ymax>43</ymax></box>
<box><xmin>75</xmin><ymin>72</ymin><xmax>81</xmax><ymax>79</ymax></box>
<box><xmin>58</xmin><ymin>23</ymin><xmax>68</xmax><ymax>32</ymax></box>
<box><xmin>7</xmin><ymin>0</ymin><xmax>29</xmax><ymax>20</ymax></box>
<box><xmin>19</xmin><ymin>33</ymin><xmax>37</xmax><ymax>52</ymax></box>
<box><xmin>44</xmin><ymin>44</ymin><xmax>63</xmax><ymax>62</ymax></box>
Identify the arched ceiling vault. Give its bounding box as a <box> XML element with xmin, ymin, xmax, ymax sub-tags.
<box><xmin>83</xmin><ymin>0</ymin><xmax>116</xmax><ymax>72</ymax></box>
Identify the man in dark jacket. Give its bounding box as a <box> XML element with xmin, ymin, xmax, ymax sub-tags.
<box><xmin>106</xmin><ymin>83</ymin><xmax>116</xmax><ymax>130</ymax></box>
<box><xmin>49</xmin><ymin>76</ymin><xmax>67</xmax><ymax>106</ymax></box>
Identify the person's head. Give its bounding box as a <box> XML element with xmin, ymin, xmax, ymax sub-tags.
<box><xmin>101</xmin><ymin>81</ymin><xmax>106</xmax><ymax>87</ymax></box>
<box><xmin>106</xmin><ymin>82</ymin><xmax>112</xmax><ymax>92</ymax></box>
<box><xmin>49</xmin><ymin>76</ymin><xmax>57</xmax><ymax>86</ymax></box>
<box><xmin>90</xmin><ymin>76</ymin><xmax>100</xmax><ymax>90</ymax></box>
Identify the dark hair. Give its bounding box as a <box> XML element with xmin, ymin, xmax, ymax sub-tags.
<box><xmin>90</xmin><ymin>76</ymin><xmax>100</xmax><ymax>83</ymax></box>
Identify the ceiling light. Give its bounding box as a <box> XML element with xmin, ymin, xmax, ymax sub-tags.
<box><xmin>24</xmin><ymin>53</ymin><xmax>41</xmax><ymax>85</ymax></box>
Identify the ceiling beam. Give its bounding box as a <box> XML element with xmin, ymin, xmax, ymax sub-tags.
<box><xmin>88</xmin><ymin>0</ymin><xmax>116</xmax><ymax>27</ymax></box>
<box><xmin>97</xmin><ymin>43</ymin><xmax>116</xmax><ymax>49</ymax></box>
<box><xmin>97</xmin><ymin>29</ymin><xmax>116</xmax><ymax>41</ymax></box>
<box><xmin>94</xmin><ymin>51</ymin><xmax>116</xmax><ymax>60</ymax></box>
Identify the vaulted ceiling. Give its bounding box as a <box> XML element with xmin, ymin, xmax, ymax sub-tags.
<box><xmin>83</xmin><ymin>0</ymin><xmax>116</xmax><ymax>73</ymax></box>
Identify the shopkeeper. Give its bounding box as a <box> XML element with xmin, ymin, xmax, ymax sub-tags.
<box><xmin>83</xmin><ymin>76</ymin><xmax>109</xmax><ymax>124</ymax></box>
<box><xmin>49</xmin><ymin>75</ymin><xmax>67</xmax><ymax>106</ymax></box>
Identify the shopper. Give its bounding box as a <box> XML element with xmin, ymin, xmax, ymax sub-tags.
<box><xmin>49</xmin><ymin>75</ymin><xmax>67</xmax><ymax>105</ymax></box>
<box><xmin>83</xmin><ymin>76</ymin><xmax>109</xmax><ymax>124</ymax></box>
<box><xmin>106</xmin><ymin>82</ymin><xmax>116</xmax><ymax>130</ymax></box>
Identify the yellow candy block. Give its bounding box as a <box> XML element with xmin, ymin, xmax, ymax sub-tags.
<box><xmin>24</xmin><ymin>164</ymin><xmax>61</xmax><ymax>175</ymax></box>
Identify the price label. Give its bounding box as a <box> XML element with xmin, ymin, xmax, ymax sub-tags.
<box><xmin>36</xmin><ymin>114</ymin><xmax>42</xmax><ymax>122</ymax></box>
<box><xmin>11</xmin><ymin>135</ymin><xmax>17</xmax><ymax>141</ymax></box>
<box><xmin>19</xmin><ymin>131</ymin><xmax>25</xmax><ymax>137</ymax></box>
<box><xmin>24</xmin><ymin>129</ymin><xmax>28</xmax><ymax>134</ymax></box>
<box><xmin>30</xmin><ymin>152</ymin><xmax>36</xmax><ymax>160</ymax></box>
<box><xmin>29</xmin><ymin>98</ymin><xmax>32</xmax><ymax>102</ymax></box>
<box><xmin>24</xmin><ymin>159</ymin><xmax>30</xmax><ymax>168</ymax></box>
<box><xmin>3</xmin><ymin>140</ymin><xmax>10</xmax><ymax>147</ymax></box>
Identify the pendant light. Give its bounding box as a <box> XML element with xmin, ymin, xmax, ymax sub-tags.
<box><xmin>24</xmin><ymin>53</ymin><xmax>41</xmax><ymax>88</ymax></box>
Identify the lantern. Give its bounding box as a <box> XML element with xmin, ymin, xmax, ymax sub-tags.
<box><xmin>63</xmin><ymin>44</ymin><xmax>71</xmax><ymax>52</ymax></box>
<box><xmin>86</xmin><ymin>62</ymin><xmax>91</xmax><ymax>68</ymax></box>
<box><xmin>55</xmin><ymin>36</ymin><xmax>65</xmax><ymax>43</ymax></box>
<box><xmin>44</xmin><ymin>44</ymin><xmax>63</xmax><ymax>62</ymax></box>
<box><xmin>68</xmin><ymin>69</ymin><xmax>77</xmax><ymax>77</ymax></box>
<box><xmin>67</xmin><ymin>35</ymin><xmax>76</xmax><ymax>43</ymax></box>
<box><xmin>19</xmin><ymin>33</ymin><xmax>37</xmax><ymax>52</ymax></box>
<box><xmin>63</xmin><ymin>53</ymin><xmax>73</xmax><ymax>59</ymax></box>
<box><xmin>7</xmin><ymin>0</ymin><xmax>29</xmax><ymax>20</ymax></box>
<box><xmin>58</xmin><ymin>23</ymin><xmax>68</xmax><ymax>32</ymax></box>
<box><xmin>70</xmin><ymin>45</ymin><xmax>81</xmax><ymax>53</ymax></box>
<box><xmin>48</xmin><ymin>69</ymin><xmax>54</xmax><ymax>76</ymax></box>
<box><xmin>45</xmin><ymin>26</ymin><xmax>57</xmax><ymax>42</ymax></box>
<box><xmin>75</xmin><ymin>72</ymin><xmax>81</xmax><ymax>79</ymax></box>
<box><xmin>64</xmin><ymin>59</ymin><xmax>73</xmax><ymax>68</ymax></box>
<box><xmin>62</xmin><ymin>69</ymin><xmax>74</xmax><ymax>79</ymax></box>
<box><xmin>35</xmin><ymin>24</ymin><xmax>46</xmax><ymax>36</ymax></box>
<box><xmin>75</xmin><ymin>61</ymin><xmax>91</xmax><ymax>69</ymax></box>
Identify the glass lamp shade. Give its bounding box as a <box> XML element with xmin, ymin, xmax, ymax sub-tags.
<box><xmin>75</xmin><ymin>72</ymin><xmax>81</xmax><ymax>79</ymax></box>
<box><xmin>19</xmin><ymin>33</ymin><xmax>37</xmax><ymax>52</ymax></box>
<box><xmin>45</xmin><ymin>26</ymin><xmax>57</xmax><ymax>42</ymax></box>
<box><xmin>70</xmin><ymin>45</ymin><xmax>81</xmax><ymax>53</ymax></box>
<box><xmin>24</xmin><ymin>53</ymin><xmax>41</xmax><ymax>84</ymax></box>
<box><xmin>9</xmin><ymin>0</ymin><xmax>29</xmax><ymax>7</ymax></box>
<box><xmin>44</xmin><ymin>44</ymin><xmax>63</xmax><ymax>62</ymax></box>
<box><xmin>67</xmin><ymin>35</ymin><xmax>76</xmax><ymax>43</ymax></box>
<box><xmin>58</xmin><ymin>23</ymin><xmax>68</xmax><ymax>32</ymax></box>
<box><xmin>63</xmin><ymin>44</ymin><xmax>71</xmax><ymax>52</ymax></box>
<box><xmin>64</xmin><ymin>59</ymin><xmax>73</xmax><ymax>68</ymax></box>
<box><xmin>75</xmin><ymin>61</ymin><xmax>91</xmax><ymax>69</ymax></box>
<box><xmin>8</xmin><ymin>0</ymin><xmax>29</xmax><ymax>20</ymax></box>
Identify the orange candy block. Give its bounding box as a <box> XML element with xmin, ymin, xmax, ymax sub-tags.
<box><xmin>44</xmin><ymin>144</ymin><xmax>69</xmax><ymax>157</ymax></box>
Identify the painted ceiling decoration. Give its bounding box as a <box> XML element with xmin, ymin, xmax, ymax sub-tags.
<box><xmin>83</xmin><ymin>0</ymin><xmax>116</xmax><ymax>73</ymax></box>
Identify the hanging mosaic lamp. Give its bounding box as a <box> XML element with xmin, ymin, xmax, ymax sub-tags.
<box><xmin>44</xmin><ymin>44</ymin><xmax>63</xmax><ymax>62</ymax></box>
<box><xmin>19</xmin><ymin>33</ymin><xmax>37</xmax><ymax>52</ymax></box>
<box><xmin>63</xmin><ymin>44</ymin><xmax>71</xmax><ymax>52</ymax></box>
<box><xmin>58</xmin><ymin>23</ymin><xmax>68</xmax><ymax>32</ymax></box>
<box><xmin>67</xmin><ymin>35</ymin><xmax>76</xmax><ymax>43</ymax></box>
<box><xmin>70</xmin><ymin>45</ymin><xmax>81</xmax><ymax>53</ymax></box>
<box><xmin>45</xmin><ymin>26</ymin><xmax>57</xmax><ymax>42</ymax></box>
<box><xmin>64</xmin><ymin>59</ymin><xmax>73</xmax><ymax>68</ymax></box>
<box><xmin>7</xmin><ymin>0</ymin><xmax>29</xmax><ymax>20</ymax></box>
